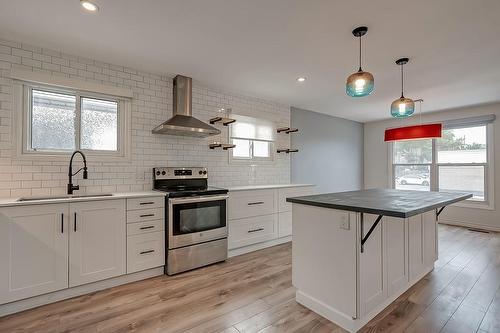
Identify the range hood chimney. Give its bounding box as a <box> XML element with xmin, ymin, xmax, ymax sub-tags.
<box><xmin>152</xmin><ymin>75</ymin><xmax>221</xmax><ymax>137</ymax></box>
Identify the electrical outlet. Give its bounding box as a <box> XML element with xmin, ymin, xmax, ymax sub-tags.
<box><xmin>340</xmin><ymin>216</ymin><xmax>350</xmax><ymax>230</ymax></box>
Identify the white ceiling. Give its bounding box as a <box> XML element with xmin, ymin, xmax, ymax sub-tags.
<box><xmin>1</xmin><ymin>0</ymin><xmax>500</xmax><ymax>122</ymax></box>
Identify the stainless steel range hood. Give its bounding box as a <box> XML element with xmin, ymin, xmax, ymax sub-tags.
<box><xmin>152</xmin><ymin>75</ymin><xmax>221</xmax><ymax>137</ymax></box>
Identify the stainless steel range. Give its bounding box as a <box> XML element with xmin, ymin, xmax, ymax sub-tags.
<box><xmin>153</xmin><ymin>167</ymin><xmax>228</xmax><ymax>275</ymax></box>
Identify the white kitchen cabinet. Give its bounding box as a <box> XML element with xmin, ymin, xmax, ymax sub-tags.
<box><xmin>278</xmin><ymin>211</ymin><xmax>292</xmax><ymax>237</ymax></box>
<box><xmin>127</xmin><ymin>231</ymin><xmax>165</xmax><ymax>274</ymax></box>
<box><xmin>228</xmin><ymin>214</ymin><xmax>278</xmax><ymax>250</ymax></box>
<box><xmin>0</xmin><ymin>204</ymin><xmax>68</xmax><ymax>304</ymax></box>
<box><xmin>385</xmin><ymin>216</ymin><xmax>408</xmax><ymax>298</ymax></box>
<box><xmin>228</xmin><ymin>189</ymin><xmax>276</xmax><ymax>220</ymax></box>
<box><xmin>69</xmin><ymin>200</ymin><xmax>126</xmax><ymax>287</ymax></box>
<box><xmin>227</xmin><ymin>185</ymin><xmax>315</xmax><ymax>255</ymax></box>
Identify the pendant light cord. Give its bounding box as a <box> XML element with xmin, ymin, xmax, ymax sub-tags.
<box><xmin>358</xmin><ymin>36</ymin><xmax>362</xmax><ymax>71</ymax></box>
<box><xmin>400</xmin><ymin>63</ymin><xmax>404</xmax><ymax>98</ymax></box>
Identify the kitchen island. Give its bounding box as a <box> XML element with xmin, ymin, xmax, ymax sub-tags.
<box><xmin>287</xmin><ymin>188</ymin><xmax>471</xmax><ymax>333</ymax></box>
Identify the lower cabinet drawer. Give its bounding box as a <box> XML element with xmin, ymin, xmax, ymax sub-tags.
<box><xmin>127</xmin><ymin>219</ymin><xmax>164</xmax><ymax>236</ymax></box>
<box><xmin>228</xmin><ymin>214</ymin><xmax>278</xmax><ymax>250</ymax></box>
<box><xmin>278</xmin><ymin>211</ymin><xmax>292</xmax><ymax>238</ymax></box>
<box><xmin>127</xmin><ymin>232</ymin><xmax>165</xmax><ymax>274</ymax></box>
<box><xmin>127</xmin><ymin>208</ymin><xmax>164</xmax><ymax>223</ymax></box>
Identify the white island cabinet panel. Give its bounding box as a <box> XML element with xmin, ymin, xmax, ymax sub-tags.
<box><xmin>385</xmin><ymin>217</ymin><xmax>408</xmax><ymax>298</ymax></box>
<box><xmin>69</xmin><ymin>200</ymin><xmax>126</xmax><ymax>287</ymax></box>
<box><xmin>293</xmin><ymin>205</ymin><xmax>357</xmax><ymax>319</ymax></box>
<box><xmin>359</xmin><ymin>214</ymin><xmax>386</xmax><ymax>316</ymax></box>
<box><xmin>0</xmin><ymin>204</ymin><xmax>68</xmax><ymax>304</ymax></box>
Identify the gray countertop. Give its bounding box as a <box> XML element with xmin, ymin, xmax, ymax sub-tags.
<box><xmin>286</xmin><ymin>188</ymin><xmax>472</xmax><ymax>218</ymax></box>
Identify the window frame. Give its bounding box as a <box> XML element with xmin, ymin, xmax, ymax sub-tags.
<box><xmin>17</xmin><ymin>82</ymin><xmax>131</xmax><ymax>160</ymax></box>
<box><xmin>388</xmin><ymin>123</ymin><xmax>494</xmax><ymax>210</ymax></box>
<box><xmin>229</xmin><ymin>137</ymin><xmax>275</xmax><ymax>163</ymax></box>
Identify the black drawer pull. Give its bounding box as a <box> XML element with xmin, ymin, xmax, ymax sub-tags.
<box><xmin>247</xmin><ymin>201</ymin><xmax>264</xmax><ymax>206</ymax></box>
<box><xmin>61</xmin><ymin>213</ymin><xmax>64</xmax><ymax>234</ymax></box>
<box><xmin>140</xmin><ymin>214</ymin><xmax>155</xmax><ymax>218</ymax></box>
<box><xmin>139</xmin><ymin>225</ymin><xmax>155</xmax><ymax>230</ymax></box>
<box><xmin>139</xmin><ymin>202</ymin><xmax>154</xmax><ymax>205</ymax></box>
<box><xmin>248</xmin><ymin>228</ymin><xmax>264</xmax><ymax>233</ymax></box>
<box><xmin>140</xmin><ymin>250</ymin><xmax>155</xmax><ymax>255</ymax></box>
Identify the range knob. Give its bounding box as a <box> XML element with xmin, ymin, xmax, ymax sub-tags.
<box><xmin>161</xmin><ymin>171</ymin><xmax>166</xmax><ymax>175</ymax></box>
<box><xmin>199</xmin><ymin>170</ymin><xmax>203</xmax><ymax>175</ymax></box>
<box><xmin>203</xmin><ymin>170</ymin><xmax>207</xmax><ymax>175</ymax></box>
<box><xmin>156</xmin><ymin>171</ymin><xmax>160</xmax><ymax>176</ymax></box>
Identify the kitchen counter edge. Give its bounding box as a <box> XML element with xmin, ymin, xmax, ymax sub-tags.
<box><xmin>226</xmin><ymin>184</ymin><xmax>314</xmax><ymax>192</ymax></box>
<box><xmin>0</xmin><ymin>191</ymin><xmax>166</xmax><ymax>208</ymax></box>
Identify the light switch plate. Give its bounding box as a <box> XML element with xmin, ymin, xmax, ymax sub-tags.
<box><xmin>340</xmin><ymin>216</ymin><xmax>350</xmax><ymax>230</ymax></box>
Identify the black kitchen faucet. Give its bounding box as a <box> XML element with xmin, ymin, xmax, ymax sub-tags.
<box><xmin>67</xmin><ymin>150</ymin><xmax>88</xmax><ymax>195</ymax></box>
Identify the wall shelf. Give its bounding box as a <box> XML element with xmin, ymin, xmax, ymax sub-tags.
<box><xmin>277</xmin><ymin>127</ymin><xmax>299</xmax><ymax>134</ymax></box>
<box><xmin>210</xmin><ymin>117</ymin><xmax>236</xmax><ymax>126</ymax></box>
<box><xmin>209</xmin><ymin>143</ymin><xmax>236</xmax><ymax>150</ymax></box>
<box><xmin>277</xmin><ymin>149</ymin><xmax>299</xmax><ymax>154</ymax></box>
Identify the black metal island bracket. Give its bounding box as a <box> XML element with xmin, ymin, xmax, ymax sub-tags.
<box><xmin>360</xmin><ymin>213</ymin><xmax>383</xmax><ymax>253</ymax></box>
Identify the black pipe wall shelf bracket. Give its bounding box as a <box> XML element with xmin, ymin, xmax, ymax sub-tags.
<box><xmin>277</xmin><ymin>148</ymin><xmax>299</xmax><ymax>154</ymax></box>
<box><xmin>277</xmin><ymin>127</ymin><xmax>299</xmax><ymax>134</ymax></box>
<box><xmin>209</xmin><ymin>143</ymin><xmax>236</xmax><ymax>150</ymax></box>
<box><xmin>209</xmin><ymin>117</ymin><xmax>236</xmax><ymax>126</ymax></box>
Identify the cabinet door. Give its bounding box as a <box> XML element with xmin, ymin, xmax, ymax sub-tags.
<box><xmin>423</xmin><ymin>211</ymin><xmax>437</xmax><ymax>267</ymax></box>
<box><xmin>359</xmin><ymin>214</ymin><xmax>386</xmax><ymax>316</ymax></box>
<box><xmin>385</xmin><ymin>217</ymin><xmax>408</xmax><ymax>297</ymax></box>
<box><xmin>408</xmin><ymin>214</ymin><xmax>425</xmax><ymax>281</ymax></box>
<box><xmin>69</xmin><ymin>200</ymin><xmax>126</xmax><ymax>287</ymax></box>
<box><xmin>0</xmin><ymin>204</ymin><xmax>68</xmax><ymax>304</ymax></box>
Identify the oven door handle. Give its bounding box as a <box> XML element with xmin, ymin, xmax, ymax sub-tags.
<box><xmin>168</xmin><ymin>195</ymin><xmax>229</xmax><ymax>205</ymax></box>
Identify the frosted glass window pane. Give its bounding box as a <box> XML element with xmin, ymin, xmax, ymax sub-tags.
<box><xmin>81</xmin><ymin>97</ymin><xmax>118</xmax><ymax>151</ymax></box>
<box><xmin>31</xmin><ymin>90</ymin><xmax>76</xmax><ymax>151</ymax></box>
<box><xmin>394</xmin><ymin>165</ymin><xmax>430</xmax><ymax>191</ymax></box>
<box><xmin>253</xmin><ymin>140</ymin><xmax>270</xmax><ymax>157</ymax></box>
<box><xmin>232</xmin><ymin>139</ymin><xmax>251</xmax><ymax>158</ymax></box>
<box><xmin>437</xmin><ymin>126</ymin><xmax>486</xmax><ymax>163</ymax></box>
<box><xmin>439</xmin><ymin>166</ymin><xmax>484</xmax><ymax>200</ymax></box>
<box><xmin>393</xmin><ymin>139</ymin><xmax>432</xmax><ymax>164</ymax></box>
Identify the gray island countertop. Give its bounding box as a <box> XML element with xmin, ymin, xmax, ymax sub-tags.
<box><xmin>286</xmin><ymin>188</ymin><xmax>472</xmax><ymax>218</ymax></box>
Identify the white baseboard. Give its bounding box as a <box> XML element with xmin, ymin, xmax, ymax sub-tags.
<box><xmin>438</xmin><ymin>219</ymin><xmax>500</xmax><ymax>233</ymax></box>
<box><xmin>295</xmin><ymin>265</ymin><xmax>434</xmax><ymax>333</ymax></box>
<box><xmin>228</xmin><ymin>236</ymin><xmax>292</xmax><ymax>257</ymax></box>
<box><xmin>0</xmin><ymin>267</ymin><xmax>164</xmax><ymax>317</ymax></box>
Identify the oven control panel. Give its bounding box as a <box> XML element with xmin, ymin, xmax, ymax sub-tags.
<box><xmin>153</xmin><ymin>167</ymin><xmax>208</xmax><ymax>180</ymax></box>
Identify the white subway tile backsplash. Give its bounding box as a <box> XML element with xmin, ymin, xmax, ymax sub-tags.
<box><xmin>0</xmin><ymin>38</ymin><xmax>291</xmax><ymax>198</ymax></box>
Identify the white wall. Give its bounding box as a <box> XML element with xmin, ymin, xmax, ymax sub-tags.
<box><xmin>290</xmin><ymin>107</ymin><xmax>363</xmax><ymax>193</ymax></box>
<box><xmin>0</xmin><ymin>38</ymin><xmax>291</xmax><ymax>198</ymax></box>
<box><xmin>364</xmin><ymin>102</ymin><xmax>500</xmax><ymax>231</ymax></box>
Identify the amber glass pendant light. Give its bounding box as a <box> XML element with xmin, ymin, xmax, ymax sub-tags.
<box><xmin>390</xmin><ymin>58</ymin><xmax>414</xmax><ymax>118</ymax></box>
<box><xmin>346</xmin><ymin>26</ymin><xmax>374</xmax><ymax>97</ymax></box>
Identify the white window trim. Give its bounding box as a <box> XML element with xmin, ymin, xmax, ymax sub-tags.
<box><xmin>12</xmin><ymin>81</ymin><xmax>132</xmax><ymax>162</ymax></box>
<box><xmin>229</xmin><ymin>137</ymin><xmax>275</xmax><ymax>164</ymax></box>
<box><xmin>387</xmin><ymin>123</ymin><xmax>494</xmax><ymax>210</ymax></box>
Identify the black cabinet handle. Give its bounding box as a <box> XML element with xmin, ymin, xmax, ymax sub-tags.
<box><xmin>139</xmin><ymin>225</ymin><xmax>155</xmax><ymax>230</ymax></box>
<box><xmin>248</xmin><ymin>228</ymin><xmax>264</xmax><ymax>233</ymax></box>
<box><xmin>247</xmin><ymin>201</ymin><xmax>264</xmax><ymax>206</ymax></box>
<box><xmin>74</xmin><ymin>212</ymin><xmax>77</xmax><ymax>232</ymax></box>
<box><xmin>139</xmin><ymin>202</ymin><xmax>154</xmax><ymax>205</ymax></box>
<box><xmin>61</xmin><ymin>213</ymin><xmax>64</xmax><ymax>234</ymax></box>
<box><xmin>140</xmin><ymin>250</ymin><xmax>155</xmax><ymax>255</ymax></box>
<box><xmin>140</xmin><ymin>214</ymin><xmax>155</xmax><ymax>218</ymax></box>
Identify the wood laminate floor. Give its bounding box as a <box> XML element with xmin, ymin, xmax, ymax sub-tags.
<box><xmin>0</xmin><ymin>224</ymin><xmax>499</xmax><ymax>333</ymax></box>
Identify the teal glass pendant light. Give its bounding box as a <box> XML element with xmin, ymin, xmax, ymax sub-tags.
<box><xmin>390</xmin><ymin>58</ymin><xmax>415</xmax><ymax>118</ymax></box>
<box><xmin>346</xmin><ymin>26</ymin><xmax>374</xmax><ymax>97</ymax></box>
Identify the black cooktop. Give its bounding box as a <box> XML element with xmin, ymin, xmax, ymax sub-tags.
<box><xmin>154</xmin><ymin>185</ymin><xmax>228</xmax><ymax>198</ymax></box>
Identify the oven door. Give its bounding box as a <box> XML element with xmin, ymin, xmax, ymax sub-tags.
<box><xmin>168</xmin><ymin>194</ymin><xmax>228</xmax><ymax>249</ymax></box>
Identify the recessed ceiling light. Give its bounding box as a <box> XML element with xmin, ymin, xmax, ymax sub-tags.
<box><xmin>80</xmin><ymin>0</ymin><xmax>99</xmax><ymax>12</ymax></box>
<box><xmin>296</xmin><ymin>77</ymin><xmax>306</xmax><ymax>82</ymax></box>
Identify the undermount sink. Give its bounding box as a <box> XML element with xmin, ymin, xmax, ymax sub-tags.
<box><xmin>17</xmin><ymin>193</ymin><xmax>114</xmax><ymax>202</ymax></box>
